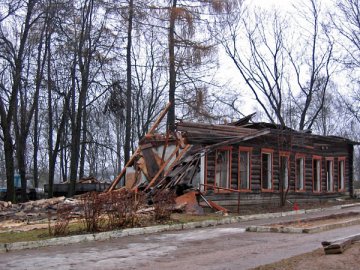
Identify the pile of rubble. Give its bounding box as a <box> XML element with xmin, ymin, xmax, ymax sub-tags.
<box><xmin>0</xmin><ymin>197</ymin><xmax>80</xmax><ymax>224</ymax></box>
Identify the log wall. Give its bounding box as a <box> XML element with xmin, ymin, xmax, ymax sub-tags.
<box><xmin>204</xmin><ymin>131</ymin><xmax>354</xmax><ymax>204</ymax></box>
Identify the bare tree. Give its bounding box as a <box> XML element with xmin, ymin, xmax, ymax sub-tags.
<box><xmin>221</xmin><ymin>0</ymin><xmax>334</xmax><ymax>131</ymax></box>
<box><xmin>0</xmin><ymin>0</ymin><xmax>39</xmax><ymax>202</ymax></box>
<box><xmin>221</xmin><ymin>8</ymin><xmax>288</xmax><ymax>126</ymax></box>
<box><xmin>288</xmin><ymin>0</ymin><xmax>334</xmax><ymax>131</ymax></box>
<box><xmin>331</xmin><ymin>0</ymin><xmax>360</xmax><ymax>127</ymax></box>
<box><xmin>331</xmin><ymin>0</ymin><xmax>360</xmax><ymax>69</ymax></box>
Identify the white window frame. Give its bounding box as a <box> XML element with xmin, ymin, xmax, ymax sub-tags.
<box><xmin>326</xmin><ymin>158</ymin><xmax>334</xmax><ymax>192</ymax></box>
<box><xmin>296</xmin><ymin>155</ymin><xmax>305</xmax><ymax>191</ymax></box>
<box><xmin>261</xmin><ymin>150</ymin><xmax>273</xmax><ymax>190</ymax></box>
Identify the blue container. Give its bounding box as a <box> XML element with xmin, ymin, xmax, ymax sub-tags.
<box><xmin>14</xmin><ymin>172</ymin><xmax>21</xmax><ymax>188</ymax></box>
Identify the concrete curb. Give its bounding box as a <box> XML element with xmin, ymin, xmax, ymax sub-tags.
<box><xmin>1</xmin><ymin>202</ymin><xmax>359</xmax><ymax>253</ymax></box>
<box><xmin>246</xmin><ymin>217</ymin><xmax>360</xmax><ymax>234</ymax></box>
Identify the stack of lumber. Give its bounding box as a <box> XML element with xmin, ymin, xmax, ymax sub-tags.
<box><xmin>322</xmin><ymin>234</ymin><xmax>360</xmax><ymax>254</ymax></box>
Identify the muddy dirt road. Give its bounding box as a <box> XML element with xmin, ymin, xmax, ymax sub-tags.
<box><xmin>0</xmin><ymin>220</ymin><xmax>359</xmax><ymax>270</ymax></box>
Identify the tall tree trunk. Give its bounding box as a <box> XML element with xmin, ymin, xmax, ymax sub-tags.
<box><xmin>0</xmin><ymin>0</ymin><xmax>36</xmax><ymax>202</ymax></box>
<box><xmin>116</xmin><ymin>118</ymin><xmax>122</xmax><ymax>174</ymax></box>
<box><xmin>68</xmin><ymin>0</ymin><xmax>94</xmax><ymax>197</ymax></box>
<box><xmin>124</xmin><ymin>0</ymin><xmax>134</xmax><ymax>164</ymax></box>
<box><xmin>3</xmin><ymin>132</ymin><xmax>15</xmax><ymax>202</ymax></box>
<box><xmin>33</xmin><ymin>94</ymin><xmax>39</xmax><ymax>189</ymax></box>
<box><xmin>79</xmin><ymin>106</ymin><xmax>87</xmax><ymax>179</ymax></box>
<box><xmin>168</xmin><ymin>0</ymin><xmax>177</xmax><ymax>132</ymax></box>
<box><xmin>47</xmin><ymin>29</ymin><xmax>54</xmax><ymax>197</ymax></box>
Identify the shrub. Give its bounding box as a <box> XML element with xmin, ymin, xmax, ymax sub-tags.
<box><xmin>153</xmin><ymin>190</ymin><xmax>176</xmax><ymax>221</ymax></box>
<box><xmin>48</xmin><ymin>204</ymin><xmax>74</xmax><ymax>236</ymax></box>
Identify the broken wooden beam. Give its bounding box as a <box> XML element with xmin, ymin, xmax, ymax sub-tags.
<box><xmin>322</xmin><ymin>233</ymin><xmax>360</xmax><ymax>254</ymax></box>
<box><xmin>106</xmin><ymin>148</ymin><xmax>141</xmax><ymax>192</ymax></box>
<box><xmin>144</xmin><ymin>144</ymin><xmax>181</xmax><ymax>191</ymax></box>
<box><xmin>206</xmin><ymin>198</ymin><xmax>229</xmax><ymax>213</ymax></box>
<box><xmin>204</xmin><ymin>129</ymin><xmax>271</xmax><ymax>153</ymax></box>
<box><xmin>107</xmin><ymin>102</ymin><xmax>171</xmax><ymax>192</ymax></box>
<box><xmin>141</xmin><ymin>144</ymin><xmax>160</xmax><ymax>179</ymax></box>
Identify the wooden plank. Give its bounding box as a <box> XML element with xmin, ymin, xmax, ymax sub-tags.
<box><xmin>144</xmin><ymin>144</ymin><xmax>181</xmax><ymax>191</ymax></box>
<box><xmin>148</xmin><ymin>102</ymin><xmax>172</xmax><ymax>134</ymax></box>
<box><xmin>324</xmin><ymin>239</ymin><xmax>352</xmax><ymax>254</ymax></box>
<box><xmin>207</xmin><ymin>198</ymin><xmax>230</xmax><ymax>213</ymax></box>
<box><xmin>163</xmin><ymin>145</ymin><xmax>191</xmax><ymax>177</ymax></box>
<box><xmin>322</xmin><ymin>233</ymin><xmax>360</xmax><ymax>255</ymax></box>
<box><xmin>177</xmin><ymin>121</ymin><xmax>257</xmax><ymax>134</ymax></box>
<box><xmin>106</xmin><ymin>102</ymin><xmax>171</xmax><ymax>192</ymax></box>
<box><xmin>204</xmin><ymin>129</ymin><xmax>271</xmax><ymax>152</ymax></box>
<box><xmin>141</xmin><ymin>146</ymin><xmax>160</xmax><ymax>179</ymax></box>
<box><xmin>322</xmin><ymin>233</ymin><xmax>360</xmax><ymax>247</ymax></box>
<box><xmin>106</xmin><ymin>148</ymin><xmax>141</xmax><ymax>192</ymax></box>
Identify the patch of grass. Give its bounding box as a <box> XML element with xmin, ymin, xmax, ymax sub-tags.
<box><xmin>0</xmin><ymin>212</ymin><xmax>228</xmax><ymax>243</ymax></box>
<box><xmin>0</xmin><ymin>221</ymin><xmax>86</xmax><ymax>244</ymax></box>
<box><xmin>0</xmin><ymin>212</ymin><xmax>230</xmax><ymax>244</ymax></box>
<box><xmin>0</xmin><ymin>228</ymin><xmax>50</xmax><ymax>243</ymax></box>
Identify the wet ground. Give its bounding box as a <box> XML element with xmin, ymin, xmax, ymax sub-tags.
<box><xmin>1</xmin><ymin>205</ymin><xmax>360</xmax><ymax>270</ymax></box>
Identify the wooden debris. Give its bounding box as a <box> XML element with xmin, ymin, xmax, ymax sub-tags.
<box><xmin>141</xmin><ymin>144</ymin><xmax>160</xmax><ymax>179</ymax></box>
<box><xmin>206</xmin><ymin>199</ymin><xmax>229</xmax><ymax>213</ymax></box>
<box><xmin>175</xmin><ymin>191</ymin><xmax>204</xmax><ymax>215</ymax></box>
<box><xmin>322</xmin><ymin>234</ymin><xmax>360</xmax><ymax>254</ymax></box>
<box><xmin>107</xmin><ymin>102</ymin><xmax>172</xmax><ymax>192</ymax></box>
<box><xmin>144</xmin><ymin>144</ymin><xmax>181</xmax><ymax>191</ymax></box>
